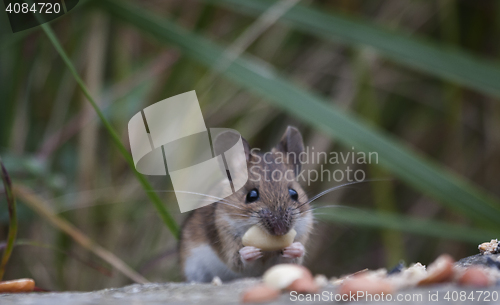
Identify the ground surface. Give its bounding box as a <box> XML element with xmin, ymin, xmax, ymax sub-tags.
<box><xmin>2</xmin><ymin>280</ymin><xmax>498</xmax><ymax>305</ymax></box>
<box><xmin>1</xmin><ymin>254</ymin><xmax>499</xmax><ymax>304</ymax></box>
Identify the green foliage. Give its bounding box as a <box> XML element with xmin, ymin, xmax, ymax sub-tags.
<box><xmin>316</xmin><ymin>206</ymin><xmax>497</xmax><ymax>244</ymax></box>
<box><xmin>1</xmin><ymin>0</ymin><xmax>499</xmax><ymax>289</ymax></box>
<box><xmin>206</xmin><ymin>0</ymin><xmax>500</xmax><ymax>99</ymax></box>
<box><xmin>40</xmin><ymin>23</ymin><xmax>180</xmax><ymax>238</ymax></box>
<box><xmin>96</xmin><ymin>0</ymin><xmax>500</xmax><ymax>228</ymax></box>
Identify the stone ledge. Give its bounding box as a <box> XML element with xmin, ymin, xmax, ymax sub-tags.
<box><xmin>1</xmin><ymin>280</ymin><xmax>498</xmax><ymax>305</ymax></box>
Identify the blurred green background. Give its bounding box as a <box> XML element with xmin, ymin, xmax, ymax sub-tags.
<box><xmin>1</xmin><ymin>0</ymin><xmax>500</xmax><ymax>291</ymax></box>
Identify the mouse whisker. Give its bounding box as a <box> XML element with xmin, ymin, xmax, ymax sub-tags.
<box><xmin>155</xmin><ymin>190</ymin><xmax>246</xmax><ymax>210</ymax></box>
<box><xmin>292</xmin><ymin>204</ymin><xmax>352</xmax><ymax>215</ymax></box>
<box><xmin>217</xmin><ymin>201</ymin><xmax>247</xmax><ymax>210</ymax></box>
<box><xmin>294</xmin><ymin>179</ymin><xmax>387</xmax><ymax>210</ymax></box>
<box><xmin>226</xmin><ymin>213</ymin><xmax>253</xmax><ymax>218</ymax></box>
<box><xmin>309</xmin><ymin>212</ymin><xmax>330</xmax><ymax>217</ymax></box>
<box><xmin>230</xmin><ymin>213</ymin><xmax>260</xmax><ymax>219</ymax></box>
<box><xmin>155</xmin><ymin>190</ymin><xmax>229</xmax><ymax>201</ymax></box>
<box><xmin>195</xmin><ymin>198</ymin><xmax>246</xmax><ymax>211</ymax></box>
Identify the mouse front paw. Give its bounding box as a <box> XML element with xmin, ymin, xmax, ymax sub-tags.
<box><xmin>282</xmin><ymin>242</ymin><xmax>305</xmax><ymax>259</ymax></box>
<box><xmin>239</xmin><ymin>246</ymin><xmax>262</xmax><ymax>263</ymax></box>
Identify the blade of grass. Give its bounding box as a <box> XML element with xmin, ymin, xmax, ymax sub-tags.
<box><xmin>197</xmin><ymin>0</ymin><xmax>300</xmax><ymax>96</ymax></box>
<box><xmin>206</xmin><ymin>0</ymin><xmax>500</xmax><ymax>99</ymax></box>
<box><xmin>94</xmin><ymin>0</ymin><xmax>500</xmax><ymax>228</ymax></box>
<box><xmin>0</xmin><ymin>156</ymin><xmax>17</xmax><ymax>281</ymax></box>
<box><xmin>315</xmin><ymin>206</ymin><xmax>496</xmax><ymax>244</ymax></box>
<box><xmin>352</xmin><ymin>49</ymin><xmax>404</xmax><ymax>266</ymax></box>
<box><xmin>12</xmin><ymin>184</ymin><xmax>148</xmax><ymax>283</ymax></box>
<box><xmin>37</xmin><ymin>51</ymin><xmax>179</xmax><ymax>161</ymax></box>
<box><xmin>39</xmin><ymin>23</ymin><xmax>179</xmax><ymax>238</ymax></box>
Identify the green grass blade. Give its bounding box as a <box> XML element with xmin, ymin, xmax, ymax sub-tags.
<box><xmin>95</xmin><ymin>0</ymin><xmax>500</xmax><ymax>228</ymax></box>
<box><xmin>315</xmin><ymin>206</ymin><xmax>497</xmax><ymax>244</ymax></box>
<box><xmin>0</xmin><ymin>156</ymin><xmax>17</xmax><ymax>281</ymax></box>
<box><xmin>40</xmin><ymin>23</ymin><xmax>180</xmax><ymax>238</ymax></box>
<box><xmin>206</xmin><ymin>0</ymin><xmax>500</xmax><ymax>99</ymax></box>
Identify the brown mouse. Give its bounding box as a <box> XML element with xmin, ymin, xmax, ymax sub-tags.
<box><xmin>179</xmin><ymin>126</ymin><xmax>313</xmax><ymax>282</ymax></box>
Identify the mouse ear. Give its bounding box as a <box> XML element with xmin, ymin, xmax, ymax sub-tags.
<box><xmin>275</xmin><ymin>126</ymin><xmax>304</xmax><ymax>175</ymax></box>
<box><xmin>212</xmin><ymin>129</ymin><xmax>251</xmax><ymax>163</ymax></box>
<box><xmin>211</xmin><ymin>129</ymin><xmax>251</xmax><ymax>183</ymax></box>
<box><xmin>233</xmin><ymin>135</ymin><xmax>251</xmax><ymax>163</ymax></box>
<box><xmin>241</xmin><ymin>137</ymin><xmax>251</xmax><ymax>162</ymax></box>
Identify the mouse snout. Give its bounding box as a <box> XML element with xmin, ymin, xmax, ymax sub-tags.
<box><xmin>258</xmin><ymin>207</ymin><xmax>292</xmax><ymax>236</ymax></box>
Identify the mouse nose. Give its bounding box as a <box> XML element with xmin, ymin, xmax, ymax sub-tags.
<box><xmin>259</xmin><ymin>207</ymin><xmax>291</xmax><ymax>236</ymax></box>
<box><xmin>272</xmin><ymin>222</ymin><xmax>288</xmax><ymax>236</ymax></box>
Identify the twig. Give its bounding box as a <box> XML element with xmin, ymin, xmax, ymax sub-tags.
<box><xmin>36</xmin><ymin>51</ymin><xmax>178</xmax><ymax>161</ymax></box>
<box><xmin>39</xmin><ymin>23</ymin><xmax>180</xmax><ymax>238</ymax></box>
<box><xmin>0</xmin><ymin>240</ymin><xmax>112</xmax><ymax>277</ymax></box>
<box><xmin>0</xmin><ymin>156</ymin><xmax>17</xmax><ymax>281</ymax></box>
<box><xmin>13</xmin><ymin>184</ymin><xmax>148</xmax><ymax>284</ymax></box>
<box><xmin>198</xmin><ymin>0</ymin><xmax>301</xmax><ymax>96</ymax></box>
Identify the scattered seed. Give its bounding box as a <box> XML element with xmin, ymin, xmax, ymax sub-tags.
<box><xmin>418</xmin><ymin>254</ymin><xmax>454</xmax><ymax>286</ymax></box>
<box><xmin>0</xmin><ymin>278</ymin><xmax>35</xmax><ymax>293</ymax></box>
<box><xmin>458</xmin><ymin>267</ymin><xmax>491</xmax><ymax>287</ymax></box>
<box><xmin>287</xmin><ymin>277</ymin><xmax>319</xmax><ymax>294</ymax></box>
<box><xmin>211</xmin><ymin>276</ymin><xmax>222</xmax><ymax>286</ymax></box>
<box><xmin>241</xmin><ymin>285</ymin><xmax>280</xmax><ymax>303</ymax></box>
<box><xmin>339</xmin><ymin>275</ymin><xmax>394</xmax><ymax>296</ymax></box>
<box><xmin>263</xmin><ymin>264</ymin><xmax>311</xmax><ymax>290</ymax></box>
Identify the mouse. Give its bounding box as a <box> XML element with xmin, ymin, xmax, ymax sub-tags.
<box><xmin>179</xmin><ymin>126</ymin><xmax>313</xmax><ymax>282</ymax></box>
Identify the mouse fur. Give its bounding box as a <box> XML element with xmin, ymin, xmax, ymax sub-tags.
<box><xmin>179</xmin><ymin>126</ymin><xmax>313</xmax><ymax>282</ymax></box>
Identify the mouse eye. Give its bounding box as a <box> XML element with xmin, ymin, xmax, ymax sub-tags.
<box><xmin>246</xmin><ymin>189</ymin><xmax>259</xmax><ymax>203</ymax></box>
<box><xmin>289</xmin><ymin>188</ymin><xmax>298</xmax><ymax>201</ymax></box>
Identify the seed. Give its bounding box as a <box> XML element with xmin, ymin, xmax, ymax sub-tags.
<box><xmin>263</xmin><ymin>264</ymin><xmax>312</xmax><ymax>290</ymax></box>
<box><xmin>418</xmin><ymin>254</ymin><xmax>455</xmax><ymax>286</ymax></box>
<box><xmin>339</xmin><ymin>275</ymin><xmax>394</xmax><ymax>296</ymax></box>
<box><xmin>242</xmin><ymin>225</ymin><xmax>296</xmax><ymax>251</ymax></box>
<box><xmin>458</xmin><ymin>267</ymin><xmax>491</xmax><ymax>287</ymax></box>
<box><xmin>241</xmin><ymin>285</ymin><xmax>280</xmax><ymax>303</ymax></box>
<box><xmin>0</xmin><ymin>278</ymin><xmax>35</xmax><ymax>293</ymax></box>
<box><xmin>287</xmin><ymin>277</ymin><xmax>319</xmax><ymax>294</ymax></box>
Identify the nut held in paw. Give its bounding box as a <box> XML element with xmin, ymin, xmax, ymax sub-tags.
<box><xmin>242</xmin><ymin>225</ymin><xmax>296</xmax><ymax>251</ymax></box>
